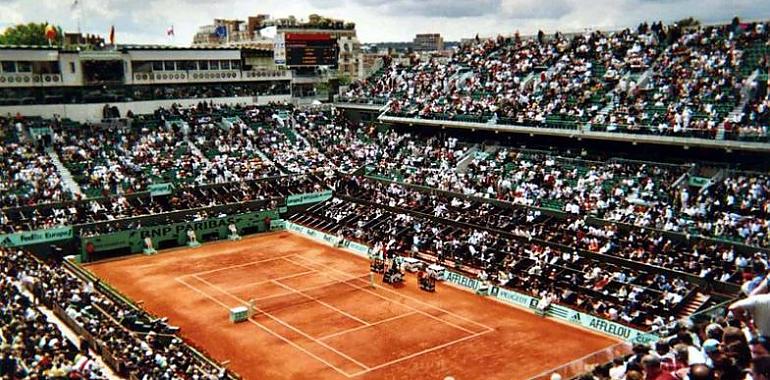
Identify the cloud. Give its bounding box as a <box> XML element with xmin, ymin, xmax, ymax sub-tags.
<box><xmin>500</xmin><ymin>0</ymin><xmax>573</xmax><ymax>19</ymax></box>
<box><xmin>355</xmin><ymin>0</ymin><xmax>502</xmax><ymax>18</ymax></box>
<box><xmin>0</xmin><ymin>0</ymin><xmax>769</xmax><ymax>44</ymax></box>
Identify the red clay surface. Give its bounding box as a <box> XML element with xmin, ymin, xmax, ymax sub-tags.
<box><xmin>86</xmin><ymin>232</ymin><xmax>618</xmax><ymax>380</ymax></box>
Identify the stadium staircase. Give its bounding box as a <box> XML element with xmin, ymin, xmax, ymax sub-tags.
<box><xmin>13</xmin><ymin>282</ymin><xmax>121</xmax><ymax>379</ymax></box>
<box><xmin>184</xmin><ymin>137</ymin><xmax>210</xmax><ymax>163</ymax></box>
<box><xmin>454</xmin><ymin>145</ymin><xmax>479</xmax><ymax>172</ymax></box>
<box><xmin>287</xmin><ymin>116</ymin><xmax>313</xmax><ymax>147</ymax></box>
<box><xmin>522</xmin><ymin>72</ymin><xmax>536</xmax><ymax>88</ymax></box>
<box><xmin>360</xmin><ymin>57</ymin><xmax>385</xmax><ymax>81</ymax></box>
<box><xmin>456</xmin><ymin>144</ymin><xmax>497</xmax><ymax>173</ymax></box>
<box><xmin>636</xmin><ymin>67</ymin><xmax>655</xmax><ymax>88</ymax></box>
<box><xmin>47</xmin><ymin>148</ymin><xmax>83</xmax><ymax>197</ymax></box>
<box><xmin>676</xmin><ymin>291</ymin><xmax>711</xmax><ymax>319</ymax></box>
<box><xmin>169</xmin><ymin>117</ymin><xmax>209</xmax><ymax>163</ymax></box>
<box><xmin>27</xmin><ymin>284</ymin><xmax>121</xmax><ymax>378</ymax></box>
<box><xmin>721</xmin><ymin>69</ymin><xmax>760</xmax><ymax>133</ymax></box>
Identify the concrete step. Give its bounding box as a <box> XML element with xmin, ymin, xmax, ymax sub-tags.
<box><xmin>46</xmin><ymin>148</ymin><xmax>82</xmax><ymax>197</ymax></box>
<box><xmin>676</xmin><ymin>292</ymin><xmax>710</xmax><ymax>319</ymax></box>
<box><xmin>455</xmin><ymin>146</ymin><xmax>480</xmax><ymax>174</ymax></box>
<box><xmin>14</xmin><ymin>282</ymin><xmax>121</xmax><ymax>380</ymax></box>
<box><xmin>184</xmin><ymin>137</ymin><xmax>210</xmax><ymax>164</ymax></box>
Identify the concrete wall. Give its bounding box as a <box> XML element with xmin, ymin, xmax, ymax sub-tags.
<box><xmin>0</xmin><ymin>94</ymin><xmax>293</xmax><ymax>122</ymax></box>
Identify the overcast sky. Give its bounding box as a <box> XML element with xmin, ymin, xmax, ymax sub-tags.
<box><xmin>1</xmin><ymin>0</ymin><xmax>770</xmax><ymax>45</ymax></box>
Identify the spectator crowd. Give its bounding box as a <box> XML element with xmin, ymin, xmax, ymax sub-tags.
<box><xmin>1</xmin><ymin>247</ymin><xmax>230</xmax><ymax>380</ymax></box>
<box><xmin>2</xmin><ymin>20</ymin><xmax>770</xmax><ymax>378</ymax></box>
<box><xmin>345</xmin><ymin>20</ymin><xmax>770</xmax><ymax>142</ymax></box>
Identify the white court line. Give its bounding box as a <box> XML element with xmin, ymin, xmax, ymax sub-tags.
<box><xmin>270</xmin><ymin>279</ymin><xmax>372</xmax><ymax>326</ymax></box>
<box><xmin>182</xmin><ymin>253</ymin><xmax>496</xmax><ymax>378</ymax></box>
<box><xmin>192</xmin><ymin>274</ymin><xmax>372</xmax><ymax>372</ymax></box>
<box><xmin>221</xmin><ymin>270</ymin><xmax>316</xmax><ymax>292</ymax></box>
<box><xmin>186</xmin><ymin>254</ymin><xmax>297</xmax><ymax>277</ymax></box>
<box><xmin>318</xmin><ymin>311</ymin><xmax>418</xmax><ymax>341</ymax></box>
<box><xmin>284</xmin><ymin>255</ymin><xmax>490</xmax><ymax>335</ymax></box>
<box><xmin>174</xmin><ymin>277</ymin><xmax>355</xmax><ymax>378</ymax></box>
<box><xmin>225</xmin><ymin>272</ymin><xmax>375</xmax><ymax>304</ymax></box>
<box><xmin>349</xmin><ymin>329</ymin><xmax>493</xmax><ymax>377</ymax></box>
<box><xmin>291</xmin><ymin>254</ymin><xmax>496</xmax><ymax>333</ymax></box>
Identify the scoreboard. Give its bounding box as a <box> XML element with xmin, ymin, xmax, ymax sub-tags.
<box><xmin>283</xmin><ymin>33</ymin><xmax>338</xmax><ymax>67</ymax></box>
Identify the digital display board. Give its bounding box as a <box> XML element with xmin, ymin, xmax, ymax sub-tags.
<box><xmin>284</xmin><ymin>33</ymin><xmax>338</xmax><ymax>67</ymax></box>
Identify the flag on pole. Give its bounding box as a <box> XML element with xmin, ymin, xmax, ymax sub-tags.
<box><xmin>109</xmin><ymin>25</ymin><xmax>115</xmax><ymax>45</ymax></box>
<box><xmin>167</xmin><ymin>25</ymin><xmax>174</xmax><ymax>36</ymax></box>
<box><xmin>72</xmin><ymin>0</ymin><xmax>82</xmax><ymax>34</ymax></box>
<box><xmin>215</xmin><ymin>25</ymin><xmax>227</xmax><ymax>39</ymax></box>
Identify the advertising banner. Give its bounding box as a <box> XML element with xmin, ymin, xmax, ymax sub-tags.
<box><xmin>286</xmin><ymin>190</ymin><xmax>333</xmax><ymax>206</ymax></box>
<box><xmin>281</xmin><ymin>222</ymin><xmax>659</xmax><ymax>344</ymax></box>
<box><xmin>81</xmin><ymin>210</ymin><xmax>278</xmax><ymax>256</ymax></box>
<box><xmin>148</xmin><ymin>183</ymin><xmax>174</xmax><ymax>196</ymax></box>
<box><xmin>0</xmin><ymin>227</ymin><xmax>73</xmax><ymax>247</ymax></box>
<box><xmin>441</xmin><ymin>271</ymin><xmax>656</xmax><ymax>343</ymax></box>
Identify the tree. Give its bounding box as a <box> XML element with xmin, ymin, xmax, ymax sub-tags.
<box><xmin>675</xmin><ymin>17</ymin><xmax>701</xmax><ymax>29</ymax></box>
<box><xmin>0</xmin><ymin>22</ymin><xmax>63</xmax><ymax>46</ymax></box>
<box><xmin>337</xmin><ymin>73</ymin><xmax>353</xmax><ymax>86</ymax></box>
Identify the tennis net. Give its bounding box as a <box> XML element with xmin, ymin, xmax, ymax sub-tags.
<box><xmin>246</xmin><ymin>273</ymin><xmax>372</xmax><ymax>316</ymax></box>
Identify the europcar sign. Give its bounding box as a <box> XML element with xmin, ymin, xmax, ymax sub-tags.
<box><xmin>0</xmin><ymin>227</ymin><xmax>73</xmax><ymax>247</ymax></box>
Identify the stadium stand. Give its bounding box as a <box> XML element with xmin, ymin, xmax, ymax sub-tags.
<box><xmin>289</xmin><ymin>194</ymin><xmax>696</xmax><ymax>330</ymax></box>
<box><xmin>2</xmin><ymin>104</ymin><xmax>768</xmax><ymax>379</ymax></box>
<box><xmin>1</xmin><ymin>247</ymin><xmax>229</xmax><ymax>379</ymax></box>
<box><xmin>1</xmin><ymin>249</ymin><xmax>108</xmax><ymax>379</ymax></box>
<box><xmin>346</xmin><ymin>20</ymin><xmax>770</xmax><ymax>143</ymax></box>
<box><xmin>3</xmin><ymin>17</ymin><xmax>770</xmax><ymax>380</ymax></box>
<box><xmin>0</xmin><ymin>116</ymin><xmax>69</xmax><ymax>208</ymax></box>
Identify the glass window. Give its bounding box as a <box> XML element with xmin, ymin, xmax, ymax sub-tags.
<box><xmin>1</xmin><ymin>61</ymin><xmax>16</xmax><ymax>73</ymax></box>
<box><xmin>198</xmin><ymin>60</ymin><xmax>209</xmax><ymax>70</ymax></box>
<box><xmin>132</xmin><ymin>61</ymin><xmax>153</xmax><ymax>73</ymax></box>
<box><xmin>231</xmin><ymin>60</ymin><xmax>241</xmax><ymax>70</ymax></box>
<box><xmin>16</xmin><ymin>61</ymin><xmax>32</xmax><ymax>73</ymax></box>
<box><xmin>208</xmin><ymin>60</ymin><xmax>219</xmax><ymax>70</ymax></box>
<box><xmin>220</xmin><ymin>60</ymin><xmax>230</xmax><ymax>70</ymax></box>
<box><xmin>69</xmin><ymin>62</ymin><xmax>76</xmax><ymax>74</ymax></box>
<box><xmin>176</xmin><ymin>61</ymin><xmax>194</xmax><ymax>71</ymax></box>
<box><xmin>36</xmin><ymin>62</ymin><xmax>60</xmax><ymax>74</ymax></box>
<box><xmin>152</xmin><ymin>61</ymin><xmax>164</xmax><ymax>71</ymax></box>
<box><xmin>164</xmin><ymin>61</ymin><xmax>176</xmax><ymax>71</ymax></box>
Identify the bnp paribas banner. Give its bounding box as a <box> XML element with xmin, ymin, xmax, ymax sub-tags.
<box><xmin>81</xmin><ymin>210</ymin><xmax>278</xmax><ymax>255</ymax></box>
<box><xmin>442</xmin><ymin>271</ymin><xmax>658</xmax><ymax>344</ymax></box>
<box><xmin>286</xmin><ymin>191</ymin><xmax>333</xmax><ymax>207</ymax></box>
<box><xmin>0</xmin><ymin>227</ymin><xmax>73</xmax><ymax>247</ymax></box>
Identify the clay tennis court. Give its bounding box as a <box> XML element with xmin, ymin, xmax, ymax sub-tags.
<box><xmin>86</xmin><ymin>231</ymin><xmax>618</xmax><ymax>380</ymax></box>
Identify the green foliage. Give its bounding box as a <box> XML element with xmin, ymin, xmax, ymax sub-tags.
<box><xmin>337</xmin><ymin>73</ymin><xmax>353</xmax><ymax>86</ymax></box>
<box><xmin>675</xmin><ymin>17</ymin><xmax>701</xmax><ymax>29</ymax></box>
<box><xmin>0</xmin><ymin>22</ymin><xmax>62</xmax><ymax>46</ymax></box>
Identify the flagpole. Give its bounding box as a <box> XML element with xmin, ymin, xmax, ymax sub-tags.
<box><xmin>73</xmin><ymin>0</ymin><xmax>82</xmax><ymax>35</ymax></box>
